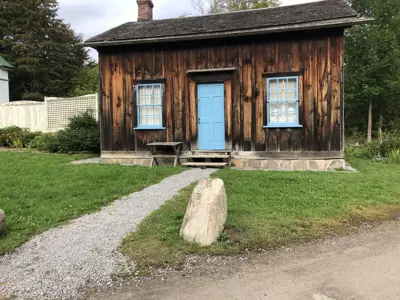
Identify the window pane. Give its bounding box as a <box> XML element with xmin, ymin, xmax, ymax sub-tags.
<box><xmin>147</xmin><ymin>116</ymin><xmax>155</xmax><ymax>125</ymax></box>
<box><xmin>140</xmin><ymin>115</ymin><xmax>146</xmax><ymax>125</ymax></box>
<box><xmin>288</xmin><ymin>102</ymin><xmax>297</xmax><ymax>123</ymax></box>
<box><xmin>279</xmin><ymin>103</ymin><xmax>287</xmax><ymax>123</ymax></box>
<box><xmin>269</xmin><ymin>103</ymin><xmax>278</xmax><ymax>123</ymax></box>
<box><xmin>154</xmin><ymin>94</ymin><xmax>162</xmax><ymax>105</ymax></box>
<box><xmin>269</xmin><ymin>80</ymin><xmax>278</xmax><ymax>90</ymax></box>
<box><xmin>269</xmin><ymin>80</ymin><xmax>278</xmax><ymax>101</ymax></box>
<box><xmin>279</xmin><ymin>79</ymin><xmax>287</xmax><ymax>90</ymax></box>
<box><xmin>145</xmin><ymin>86</ymin><xmax>152</xmax><ymax>96</ymax></box>
<box><xmin>279</xmin><ymin>89</ymin><xmax>286</xmax><ymax>101</ymax></box>
<box><xmin>143</xmin><ymin>106</ymin><xmax>151</xmax><ymax>116</ymax></box>
<box><xmin>278</xmin><ymin>113</ymin><xmax>287</xmax><ymax>123</ymax></box>
<box><xmin>279</xmin><ymin>102</ymin><xmax>287</xmax><ymax>113</ymax></box>
<box><xmin>153</xmin><ymin>85</ymin><xmax>161</xmax><ymax>95</ymax></box>
<box><xmin>138</xmin><ymin>87</ymin><xmax>146</xmax><ymax>105</ymax></box>
<box><xmin>147</xmin><ymin>95</ymin><xmax>152</xmax><ymax>105</ymax></box>
<box><xmin>270</xmin><ymin>90</ymin><xmax>278</xmax><ymax>101</ymax></box>
<box><xmin>287</xmin><ymin>90</ymin><xmax>296</xmax><ymax>101</ymax></box>
<box><xmin>154</xmin><ymin>106</ymin><xmax>162</xmax><ymax>116</ymax></box>
<box><xmin>155</xmin><ymin>115</ymin><xmax>162</xmax><ymax>126</ymax></box>
<box><xmin>288</xmin><ymin>78</ymin><xmax>297</xmax><ymax>89</ymax></box>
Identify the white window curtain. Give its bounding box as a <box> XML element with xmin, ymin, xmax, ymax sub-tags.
<box><xmin>137</xmin><ymin>84</ymin><xmax>162</xmax><ymax>127</ymax></box>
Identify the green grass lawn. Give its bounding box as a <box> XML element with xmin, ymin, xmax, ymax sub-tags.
<box><xmin>122</xmin><ymin>150</ymin><xmax>400</xmax><ymax>272</ymax></box>
<box><xmin>0</xmin><ymin>151</ymin><xmax>182</xmax><ymax>254</ymax></box>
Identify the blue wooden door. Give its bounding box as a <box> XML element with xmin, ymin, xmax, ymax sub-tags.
<box><xmin>198</xmin><ymin>83</ymin><xmax>225</xmax><ymax>150</ymax></box>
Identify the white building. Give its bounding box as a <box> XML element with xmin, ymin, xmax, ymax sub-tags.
<box><xmin>0</xmin><ymin>56</ymin><xmax>14</xmax><ymax>103</ymax></box>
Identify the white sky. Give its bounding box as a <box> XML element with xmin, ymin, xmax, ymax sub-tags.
<box><xmin>57</xmin><ymin>0</ymin><xmax>320</xmax><ymax>59</ymax></box>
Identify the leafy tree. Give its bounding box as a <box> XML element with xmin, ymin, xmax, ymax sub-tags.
<box><xmin>70</xmin><ymin>61</ymin><xmax>99</xmax><ymax>96</ymax></box>
<box><xmin>0</xmin><ymin>0</ymin><xmax>88</xmax><ymax>100</ymax></box>
<box><xmin>225</xmin><ymin>0</ymin><xmax>280</xmax><ymax>11</ymax></box>
<box><xmin>191</xmin><ymin>0</ymin><xmax>279</xmax><ymax>15</ymax></box>
<box><xmin>191</xmin><ymin>0</ymin><xmax>226</xmax><ymax>14</ymax></box>
<box><xmin>345</xmin><ymin>0</ymin><xmax>400</xmax><ymax>140</ymax></box>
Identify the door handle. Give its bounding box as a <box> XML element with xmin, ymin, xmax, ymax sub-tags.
<box><xmin>198</xmin><ymin>118</ymin><xmax>200</xmax><ymax>124</ymax></box>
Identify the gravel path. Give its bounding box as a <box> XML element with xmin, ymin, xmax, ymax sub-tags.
<box><xmin>0</xmin><ymin>168</ymin><xmax>216</xmax><ymax>300</ymax></box>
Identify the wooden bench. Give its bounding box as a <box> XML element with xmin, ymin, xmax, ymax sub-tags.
<box><xmin>147</xmin><ymin>142</ymin><xmax>183</xmax><ymax>167</ymax></box>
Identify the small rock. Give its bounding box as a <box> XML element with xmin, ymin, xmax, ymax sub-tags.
<box><xmin>0</xmin><ymin>208</ymin><xmax>5</xmax><ymax>236</ymax></box>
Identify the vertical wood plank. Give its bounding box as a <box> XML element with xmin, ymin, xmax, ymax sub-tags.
<box><xmin>242</xmin><ymin>43</ymin><xmax>252</xmax><ymax>151</ymax></box>
<box><xmin>254</xmin><ymin>43</ymin><xmax>265</xmax><ymax>151</ymax></box>
<box><xmin>327</xmin><ymin>37</ymin><xmax>332</xmax><ymax>151</ymax></box>
<box><xmin>312</xmin><ymin>39</ymin><xmax>318</xmax><ymax>151</ymax></box>
<box><xmin>164</xmin><ymin>50</ymin><xmax>173</xmax><ymax>142</ymax></box>
<box><xmin>224</xmin><ymin>80</ymin><xmax>232</xmax><ymax>149</ymax></box>
<box><xmin>278</xmin><ymin>41</ymin><xmax>292</xmax><ymax>72</ymax></box>
<box><xmin>317</xmin><ymin>38</ymin><xmax>328</xmax><ymax>151</ymax></box>
<box><xmin>99</xmin><ymin>53</ymin><xmax>111</xmax><ymax>151</ymax></box>
<box><xmin>232</xmin><ymin>45</ymin><xmax>242</xmax><ymax>151</ymax></box>
<box><xmin>112</xmin><ymin>54</ymin><xmax>124</xmax><ymax>151</ymax></box>
<box><xmin>122</xmin><ymin>54</ymin><xmax>135</xmax><ymax>151</ymax></box>
<box><xmin>189</xmin><ymin>79</ymin><xmax>197</xmax><ymax>150</ymax></box>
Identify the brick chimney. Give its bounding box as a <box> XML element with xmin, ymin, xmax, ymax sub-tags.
<box><xmin>137</xmin><ymin>0</ymin><xmax>154</xmax><ymax>22</ymax></box>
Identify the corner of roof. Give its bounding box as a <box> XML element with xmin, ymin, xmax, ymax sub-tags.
<box><xmin>0</xmin><ymin>55</ymin><xmax>14</xmax><ymax>69</ymax></box>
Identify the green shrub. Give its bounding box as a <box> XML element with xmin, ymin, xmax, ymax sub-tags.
<box><xmin>47</xmin><ymin>112</ymin><xmax>100</xmax><ymax>153</ymax></box>
<box><xmin>368</xmin><ymin>133</ymin><xmax>400</xmax><ymax>159</ymax></box>
<box><xmin>30</xmin><ymin>133</ymin><xmax>59</xmax><ymax>152</ymax></box>
<box><xmin>0</xmin><ymin>126</ymin><xmax>41</xmax><ymax>148</ymax></box>
<box><xmin>388</xmin><ymin>149</ymin><xmax>400</xmax><ymax>164</ymax></box>
<box><xmin>0</xmin><ymin>111</ymin><xmax>100</xmax><ymax>154</ymax></box>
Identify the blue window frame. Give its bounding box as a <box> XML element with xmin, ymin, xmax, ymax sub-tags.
<box><xmin>135</xmin><ymin>84</ymin><xmax>164</xmax><ymax>130</ymax></box>
<box><xmin>264</xmin><ymin>76</ymin><xmax>302</xmax><ymax>128</ymax></box>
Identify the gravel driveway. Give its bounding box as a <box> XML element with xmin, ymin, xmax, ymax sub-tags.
<box><xmin>0</xmin><ymin>168</ymin><xmax>215</xmax><ymax>300</ymax></box>
<box><xmin>89</xmin><ymin>221</ymin><xmax>400</xmax><ymax>300</ymax></box>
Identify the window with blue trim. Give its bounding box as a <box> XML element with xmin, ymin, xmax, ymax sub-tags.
<box><xmin>266</xmin><ymin>76</ymin><xmax>300</xmax><ymax>128</ymax></box>
<box><xmin>136</xmin><ymin>84</ymin><xmax>163</xmax><ymax>129</ymax></box>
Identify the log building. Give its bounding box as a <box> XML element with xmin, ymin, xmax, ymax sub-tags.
<box><xmin>84</xmin><ymin>0</ymin><xmax>372</xmax><ymax>170</ymax></box>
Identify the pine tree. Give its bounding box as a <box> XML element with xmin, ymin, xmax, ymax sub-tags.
<box><xmin>0</xmin><ymin>0</ymin><xmax>87</xmax><ymax>100</ymax></box>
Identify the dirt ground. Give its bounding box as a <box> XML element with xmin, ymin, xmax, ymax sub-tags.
<box><xmin>87</xmin><ymin>221</ymin><xmax>400</xmax><ymax>300</ymax></box>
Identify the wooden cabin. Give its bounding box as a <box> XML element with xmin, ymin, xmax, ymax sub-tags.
<box><xmin>84</xmin><ymin>0</ymin><xmax>372</xmax><ymax>170</ymax></box>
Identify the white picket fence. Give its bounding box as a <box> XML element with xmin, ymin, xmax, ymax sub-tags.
<box><xmin>0</xmin><ymin>94</ymin><xmax>98</xmax><ymax>132</ymax></box>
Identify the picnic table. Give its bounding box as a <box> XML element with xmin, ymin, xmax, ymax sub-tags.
<box><xmin>147</xmin><ymin>142</ymin><xmax>183</xmax><ymax>167</ymax></box>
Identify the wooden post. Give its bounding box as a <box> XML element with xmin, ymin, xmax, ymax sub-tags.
<box><xmin>367</xmin><ymin>100</ymin><xmax>372</xmax><ymax>143</ymax></box>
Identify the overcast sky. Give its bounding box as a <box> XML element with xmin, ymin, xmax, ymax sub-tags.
<box><xmin>57</xmin><ymin>0</ymin><xmax>320</xmax><ymax>59</ymax></box>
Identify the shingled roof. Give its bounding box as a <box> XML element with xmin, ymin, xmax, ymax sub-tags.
<box><xmin>0</xmin><ymin>56</ymin><xmax>14</xmax><ymax>70</ymax></box>
<box><xmin>84</xmin><ymin>0</ymin><xmax>372</xmax><ymax>48</ymax></box>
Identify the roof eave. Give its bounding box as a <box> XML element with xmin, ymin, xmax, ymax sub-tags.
<box><xmin>82</xmin><ymin>16</ymin><xmax>374</xmax><ymax>49</ymax></box>
<box><xmin>0</xmin><ymin>66</ymin><xmax>15</xmax><ymax>71</ymax></box>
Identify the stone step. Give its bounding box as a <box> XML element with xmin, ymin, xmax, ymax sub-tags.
<box><xmin>182</xmin><ymin>162</ymin><xmax>228</xmax><ymax>168</ymax></box>
<box><xmin>188</xmin><ymin>155</ymin><xmax>231</xmax><ymax>159</ymax></box>
<box><xmin>193</xmin><ymin>150</ymin><xmax>231</xmax><ymax>154</ymax></box>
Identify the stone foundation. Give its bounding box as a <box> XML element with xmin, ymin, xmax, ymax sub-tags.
<box><xmin>101</xmin><ymin>152</ymin><xmax>345</xmax><ymax>171</ymax></box>
<box><xmin>102</xmin><ymin>158</ymin><xmax>151</xmax><ymax>166</ymax></box>
<box><xmin>232</xmin><ymin>158</ymin><xmax>345</xmax><ymax>171</ymax></box>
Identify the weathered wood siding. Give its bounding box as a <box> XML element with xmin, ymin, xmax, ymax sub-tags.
<box><xmin>98</xmin><ymin>30</ymin><xmax>344</xmax><ymax>153</ymax></box>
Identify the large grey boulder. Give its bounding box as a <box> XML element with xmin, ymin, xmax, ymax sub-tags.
<box><xmin>180</xmin><ymin>178</ymin><xmax>227</xmax><ymax>247</ymax></box>
<box><xmin>0</xmin><ymin>209</ymin><xmax>5</xmax><ymax>236</ymax></box>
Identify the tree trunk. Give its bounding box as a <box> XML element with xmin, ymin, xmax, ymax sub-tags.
<box><xmin>367</xmin><ymin>100</ymin><xmax>372</xmax><ymax>143</ymax></box>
